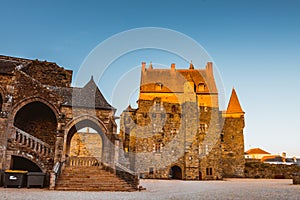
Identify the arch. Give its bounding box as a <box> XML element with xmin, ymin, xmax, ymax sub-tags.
<box><xmin>11</xmin><ymin>155</ymin><xmax>43</xmax><ymax>172</ymax></box>
<box><xmin>63</xmin><ymin>115</ymin><xmax>108</xmax><ymax>160</ymax></box>
<box><xmin>10</xmin><ymin>96</ymin><xmax>60</xmax><ymax>122</ymax></box>
<box><xmin>170</xmin><ymin>165</ymin><xmax>182</xmax><ymax>179</ymax></box>
<box><xmin>13</xmin><ymin>101</ymin><xmax>58</xmax><ymax>147</ymax></box>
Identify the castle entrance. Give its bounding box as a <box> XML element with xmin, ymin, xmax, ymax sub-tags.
<box><xmin>170</xmin><ymin>165</ymin><xmax>182</xmax><ymax>179</ymax></box>
<box><xmin>65</xmin><ymin>118</ymin><xmax>106</xmax><ymax>166</ymax></box>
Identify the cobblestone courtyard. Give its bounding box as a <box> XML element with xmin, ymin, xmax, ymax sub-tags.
<box><xmin>1</xmin><ymin>179</ymin><xmax>299</xmax><ymax>200</ymax></box>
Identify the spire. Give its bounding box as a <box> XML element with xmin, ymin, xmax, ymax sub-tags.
<box><xmin>189</xmin><ymin>60</ymin><xmax>194</xmax><ymax>69</ymax></box>
<box><xmin>226</xmin><ymin>88</ymin><xmax>244</xmax><ymax>114</ymax></box>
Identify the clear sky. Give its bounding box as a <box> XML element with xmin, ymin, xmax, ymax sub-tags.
<box><xmin>1</xmin><ymin>0</ymin><xmax>300</xmax><ymax>157</ymax></box>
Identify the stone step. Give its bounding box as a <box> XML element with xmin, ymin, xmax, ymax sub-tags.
<box><xmin>55</xmin><ymin>166</ymin><xmax>136</xmax><ymax>191</ymax></box>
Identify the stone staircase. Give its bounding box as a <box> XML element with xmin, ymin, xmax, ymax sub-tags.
<box><xmin>7</xmin><ymin>127</ymin><xmax>54</xmax><ymax>170</ymax></box>
<box><xmin>55</xmin><ymin>165</ymin><xmax>137</xmax><ymax>191</ymax></box>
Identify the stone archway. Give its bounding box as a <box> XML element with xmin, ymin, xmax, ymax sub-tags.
<box><xmin>63</xmin><ymin>115</ymin><xmax>110</xmax><ymax>165</ymax></box>
<box><xmin>170</xmin><ymin>165</ymin><xmax>182</xmax><ymax>179</ymax></box>
<box><xmin>13</xmin><ymin>101</ymin><xmax>58</xmax><ymax>147</ymax></box>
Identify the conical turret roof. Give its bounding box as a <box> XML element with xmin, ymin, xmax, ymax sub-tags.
<box><xmin>226</xmin><ymin>88</ymin><xmax>244</xmax><ymax>114</ymax></box>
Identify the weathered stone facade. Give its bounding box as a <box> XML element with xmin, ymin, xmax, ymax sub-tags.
<box><xmin>119</xmin><ymin>62</ymin><xmax>245</xmax><ymax>180</ymax></box>
<box><xmin>0</xmin><ymin>55</ymin><xmax>137</xmax><ymax>190</ymax></box>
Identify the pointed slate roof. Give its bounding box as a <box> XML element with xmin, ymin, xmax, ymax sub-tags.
<box><xmin>52</xmin><ymin>77</ymin><xmax>115</xmax><ymax>110</ymax></box>
<box><xmin>226</xmin><ymin>88</ymin><xmax>244</xmax><ymax>114</ymax></box>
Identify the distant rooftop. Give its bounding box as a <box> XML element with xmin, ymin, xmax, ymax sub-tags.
<box><xmin>245</xmin><ymin>148</ymin><xmax>270</xmax><ymax>155</ymax></box>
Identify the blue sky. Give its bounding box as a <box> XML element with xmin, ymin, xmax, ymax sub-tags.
<box><xmin>1</xmin><ymin>0</ymin><xmax>300</xmax><ymax>157</ymax></box>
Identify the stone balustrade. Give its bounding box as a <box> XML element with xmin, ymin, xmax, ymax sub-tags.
<box><xmin>68</xmin><ymin>156</ymin><xmax>101</xmax><ymax>167</ymax></box>
<box><xmin>14</xmin><ymin>127</ymin><xmax>52</xmax><ymax>156</ymax></box>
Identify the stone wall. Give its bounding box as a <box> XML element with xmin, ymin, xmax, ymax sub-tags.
<box><xmin>244</xmin><ymin>161</ymin><xmax>300</xmax><ymax>179</ymax></box>
<box><xmin>21</xmin><ymin>60</ymin><xmax>72</xmax><ymax>87</ymax></box>
<box><xmin>70</xmin><ymin>132</ymin><xmax>103</xmax><ymax>158</ymax></box>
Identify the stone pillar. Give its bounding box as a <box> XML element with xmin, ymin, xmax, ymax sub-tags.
<box><xmin>54</xmin><ymin>131</ymin><xmax>64</xmax><ymax>163</ymax></box>
<box><xmin>49</xmin><ymin>172</ymin><xmax>56</xmax><ymax>190</ymax></box>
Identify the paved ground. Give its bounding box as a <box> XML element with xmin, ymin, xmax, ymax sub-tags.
<box><xmin>0</xmin><ymin>179</ymin><xmax>299</xmax><ymax>200</ymax></box>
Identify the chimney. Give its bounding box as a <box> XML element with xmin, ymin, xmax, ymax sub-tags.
<box><xmin>206</xmin><ymin>62</ymin><xmax>213</xmax><ymax>76</ymax></box>
<box><xmin>171</xmin><ymin>63</ymin><xmax>176</xmax><ymax>70</ymax></box>
<box><xmin>149</xmin><ymin>62</ymin><xmax>153</xmax><ymax>70</ymax></box>
<box><xmin>142</xmin><ymin>62</ymin><xmax>146</xmax><ymax>71</ymax></box>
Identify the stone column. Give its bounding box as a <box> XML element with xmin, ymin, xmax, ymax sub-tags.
<box><xmin>54</xmin><ymin>130</ymin><xmax>64</xmax><ymax>163</ymax></box>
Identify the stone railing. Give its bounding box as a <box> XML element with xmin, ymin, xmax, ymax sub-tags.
<box><xmin>14</xmin><ymin>127</ymin><xmax>52</xmax><ymax>156</ymax></box>
<box><xmin>115</xmin><ymin>162</ymin><xmax>139</xmax><ymax>190</ymax></box>
<box><xmin>67</xmin><ymin>156</ymin><xmax>101</xmax><ymax>167</ymax></box>
<box><xmin>50</xmin><ymin>160</ymin><xmax>66</xmax><ymax>190</ymax></box>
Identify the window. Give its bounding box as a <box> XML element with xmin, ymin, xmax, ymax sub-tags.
<box><xmin>153</xmin><ymin>143</ymin><xmax>162</xmax><ymax>153</ymax></box>
<box><xmin>152</xmin><ymin>113</ymin><xmax>156</xmax><ymax>119</ymax></box>
<box><xmin>155</xmin><ymin>82</ymin><xmax>163</xmax><ymax>90</ymax></box>
<box><xmin>199</xmin><ymin>103</ymin><xmax>207</xmax><ymax>112</ymax></box>
<box><xmin>149</xmin><ymin>167</ymin><xmax>154</xmax><ymax>175</ymax></box>
<box><xmin>198</xmin><ymin>83</ymin><xmax>205</xmax><ymax>92</ymax></box>
<box><xmin>172</xmin><ymin>105</ymin><xmax>177</xmax><ymax>113</ymax></box>
<box><xmin>199</xmin><ymin>123</ymin><xmax>207</xmax><ymax>132</ymax></box>
<box><xmin>206</xmin><ymin>168</ymin><xmax>213</xmax><ymax>176</ymax></box>
<box><xmin>220</xmin><ymin>134</ymin><xmax>224</xmax><ymax>142</ymax></box>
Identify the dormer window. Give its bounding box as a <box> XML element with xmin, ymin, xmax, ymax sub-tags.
<box><xmin>155</xmin><ymin>82</ymin><xmax>163</xmax><ymax>90</ymax></box>
<box><xmin>198</xmin><ymin>83</ymin><xmax>205</xmax><ymax>92</ymax></box>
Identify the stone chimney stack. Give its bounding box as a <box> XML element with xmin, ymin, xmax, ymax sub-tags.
<box><xmin>142</xmin><ymin>62</ymin><xmax>146</xmax><ymax>71</ymax></box>
<box><xmin>149</xmin><ymin>62</ymin><xmax>153</xmax><ymax>70</ymax></box>
<box><xmin>171</xmin><ymin>63</ymin><xmax>176</xmax><ymax>70</ymax></box>
<box><xmin>206</xmin><ymin>62</ymin><xmax>213</xmax><ymax>77</ymax></box>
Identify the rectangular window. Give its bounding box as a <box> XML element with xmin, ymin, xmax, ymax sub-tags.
<box><xmin>206</xmin><ymin>168</ymin><xmax>213</xmax><ymax>175</ymax></box>
<box><xmin>199</xmin><ymin>124</ymin><xmax>207</xmax><ymax>132</ymax></box>
<box><xmin>149</xmin><ymin>167</ymin><xmax>154</xmax><ymax>175</ymax></box>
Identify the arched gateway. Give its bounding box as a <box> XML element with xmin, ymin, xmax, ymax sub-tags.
<box><xmin>170</xmin><ymin>165</ymin><xmax>182</xmax><ymax>180</ymax></box>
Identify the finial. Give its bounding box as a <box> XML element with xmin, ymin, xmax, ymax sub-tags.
<box><xmin>189</xmin><ymin>60</ymin><xmax>194</xmax><ymax>69</ymax></box>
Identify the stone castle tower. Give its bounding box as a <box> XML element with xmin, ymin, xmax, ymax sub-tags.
<box><xmin>119</xmin><ymin>62</ymin><xmax>245</xmax><ymax>180</ymax></box>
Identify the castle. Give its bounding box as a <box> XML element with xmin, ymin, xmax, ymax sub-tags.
<box><xmin>0</xmin><ymin>54</ymin><xmax>245</xmax><ymax>190</ymax></box>
<box><xmin>0</xmin><ymin>55</ymin><xmax>137</xmax><ymax>190</ymax></box>
<box><xmin>119</xmin><ymin>62</ymin><xmax>245</xmax><ymax>180</ymax></box>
